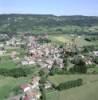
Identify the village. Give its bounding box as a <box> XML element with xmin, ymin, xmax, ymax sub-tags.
<box><xmin>0</xmin><ymin>34</ymin><xmax>63</xmax><ymax>100</ymax></box>
<box><xmin>0</xmin><ymin>0</ymin><xmax>98</xmax><ymax>99</ymax></box>
<box><xmin>0</xmin><ymin>33</ymin><xmax>98</xmax><ymax>100</ymax></box>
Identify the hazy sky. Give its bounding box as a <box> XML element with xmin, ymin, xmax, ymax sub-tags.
<box><xmin>0</xmin><ymin>0</ymin><xmax>98</xmax><ymax>16</ymax></box>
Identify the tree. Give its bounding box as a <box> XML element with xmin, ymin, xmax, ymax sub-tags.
<box><xmin>73</xmin><ymin>58</ymin><xmax>87</xmax><ymax>73</ymax></box>
<box><xmin>20</xmin><ymin>44</ymin><xmax>26</xmax><ymax>49</ymax></box>
<box><xmin>63</xmin><ymin>57</ymin><xmax>68</xmax><ymax>70</ymax></box>
<box><xmin>39</xmin><ymin>70</ymin><xmax>47</xmax><ymax>100</ymax></box>
<box><xmin>62</xmin><ymin>51</ymin><xmax>69</xmax><ymax>70</ymax></box>
<box><xmin>39</xmin><ymin>85</ymin><xmax>46</xmax><ymax>100</ymax></box>
<box><xmin>39</xmin><ymin>70</ymin><xmax>46</xmax><ymax>77</ymax></box>
<box><xmin>39</xmin><ymin>76</ymin><xmax>46</xmax><ymax>85</ymax></box>
<box><xmin>94</xmin><ymin>57</ymin><xmax>98</xmax><ymax>64</ymax></box>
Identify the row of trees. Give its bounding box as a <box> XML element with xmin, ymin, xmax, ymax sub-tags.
<box><xmin>83</xmin><ymin>45</ymin><xmax>98</xmax><ymax>53</ymax></box>
<box><xmin>37</xmin><ymin>38</ymin><xmax>51</xmax><ymax>44</ymax></box>
<box><xmin>0</xmin><ymin>67</ymin><xmax>32</xmax><ymax>78</ymax></box>
<box><xmin>49</xmin><ymin>67</ymin><xmax>69</xmax><ymax>76</ymax></box>
<box><xmin>56</xmin><ymin>79</ymin><xmax>83</xmax><ymax>91</ymax></box>
<box><xmin>85</xmin><ymin>36</ymin><xmax>98</xmax><ymax>42</ymax></box>
<box><xmin>39</xmin><ymin>70</ymin><xmax>47</xmax><ymax>100</ymax></box>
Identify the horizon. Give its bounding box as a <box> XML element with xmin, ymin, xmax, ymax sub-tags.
<box><xmin>0</xmin><ymin>13</ymin><xmax>98</xmax><ymax>17</ymax></box>
<box><xmin>0</xmin><ymin>0</ymin><xmax>98</xmax><ymax>16</ymax></box>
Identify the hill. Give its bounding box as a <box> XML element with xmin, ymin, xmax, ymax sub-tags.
<box><xmin>0</xmin><ymin>14</ymin><xmax>98</xmax><ymax>34</ymax></box>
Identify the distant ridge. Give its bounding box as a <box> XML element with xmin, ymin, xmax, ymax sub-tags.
<box><xmin>0</xmin><ymin>14</ymin><xmax>98</xmax><ymax>34</ymax></box>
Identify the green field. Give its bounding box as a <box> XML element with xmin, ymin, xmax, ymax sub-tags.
<box><xmin>48</xmin><ymin>74</ymin><xmax>98</xmax><ymax>86</ymax></box>
<box><xmin>48</xmin><ymin>34</ymin><xmax>98</xmax><ymax>47</ymax></box>
<box><xmin>0</xmin><ymin>55</ymin><xmax>18</xmax><ymax>69</ymax></box>
<box><xmin>0</xmin><ymin>76</ymin><xmax>31</xmax><ymax>100</ymax></box>
<box><xmin>47</xmin><ymin>74</ymin><xmax>98</xmax><ymax>100</ymax></box>
<box><xmin>46</xmin><ymin>90</ymin><xmax>59</xmax><ymax>100</ymax></box>
<box><xmin>0</xmin><ymin>47</ymin><xmax>27</xmax><ymax>69</ymax></box>
<box><xmin>0</xmin><ymin>61</ymin><xmax>17</xmax><ymax>69</ymax></box>
<box><xmin>59</xmin><ymin>81</ymin><xmax>98</xmax><ymax>100</ymax></box>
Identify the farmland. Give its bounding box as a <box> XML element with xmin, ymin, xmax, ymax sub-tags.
<box><xmin>47</xmin><ymin>74</ymin><xmax>98</xmax><ymax>100</ymax></box>
<box><xmin>48</xmin><ymin>74</ymin><xmax>98</xmax><ymax>85</ymax></box>
<box><xmin>48</xmin><ymin>34</ymin><xmax>98</xmax><ymax>47</ymax></box>
<box><xmin>59</xmin><ymin>81</ymin><xmax>98</xmax><ymax>100</ymax></box>
<box><xmin>0</xmin><ymin>75</ymin><xmax>31</xmax><ymax>100</ymax></box>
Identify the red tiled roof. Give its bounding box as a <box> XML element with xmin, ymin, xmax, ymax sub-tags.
<box><xmin>24</xmin><ymin>95</ymin><xmax>29</xmax><ymax>100</ymax></box>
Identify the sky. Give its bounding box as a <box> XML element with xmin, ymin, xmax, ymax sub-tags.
<box><xmin>0</xmin><ymin>0</ymin><xmax>98</xmax><ymax>16</ymax></box>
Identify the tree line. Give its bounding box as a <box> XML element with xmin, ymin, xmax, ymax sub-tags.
<box><xmin>56</xmin><ymin>79</ymin><xmax>83</xmax><ymax>91</ymax></box>
<box><xmin>0</xmin><ymin>67</ymin><xmax>33</xmax><ymax>78</ymax></box>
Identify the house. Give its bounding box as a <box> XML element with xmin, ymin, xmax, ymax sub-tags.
<box><xmin>21</xmin><ymin>57</ymin><xmax>36</xmax><ymax>65</ymax></box>
<box><xmin>0</xmin><ymin>43</ymin><xmax>4</xmax><ymax>48</ymax></box>
<box><xmin>78</xmin><ymin>35</ymin><xmax>81</xmax><ymax>38</ymax></box>
<box><xmin>28</xmin><ymin>60</ymin><xmax>36</xmax><ymax>65</ymax></box>
<box><xmin>31</xmin><ymin>77</ymin><xmax>40</xmax><ymax>89</ymax></box>
<box><xmin>6</xmin><ymin>37</ymin><xmax>16</xmax><ymax>46</ymax></box>
<box><xmin>12</xmin><ymin>56</ymin><xmax>20</xmax><ymax>61</ymax></box>
<box><xmin>23</xmin><ymin>90</ymin><xmax>41</xmax><ymax>100</ymax></box>
<box><xmin>93</xmin><ymin>51</ymin><xmax>98</xmax><ymax>56</ymax></box>
<box><xmin>20</xmin><ymin>84</ymin><xmax>31</xmax><ymax>92</ymax></box>
<box><xmin>85</xmin><ymin>60</ymin><xmax>92</xmax><ymax>65</ymax></box>
<box><xmin>32</xmin><ymin>77</ymin><xmax>40</xmax><ymax>83</ymax></box>
<box><xmin>21</xmin><ymin>60</ymin><xmax>29</xmax><ymax>65</ymax></box>
<box><xmin>0</xmin><ymin>50</ymin><xmax>6</xmax><ymax>56</ymax></box>
<box><xmin>23</xmin><ymin>94</ymin><xmax>30</xmax><ymax>100</ymax></box>
<box><xmin>20</xmin><ymin>76</ymin><xmax>41</xmax><ymax>100</ymax></box>
<box><xmin>6</xmin><ymin>37</ymin><xmax>22</xmax><ymax>47</ymax></box>
<box><xmin>10</xmin><ymin>51</ymin><xmax>18</xmax><ymax>58</ymax></box>
<box><xmin>55</xmin><ymin>58</ymin><xmax>64</xmax><ymax>68</ymax></box>
<box><xmin>0</xmin><ymin>50</ymin><xmax>4</xmax><ymax>55</ymax></box>
<box><xmin>45</xmin><ymin>81</ymin><xmax>52</xmax><ymax>89</ymax></box>
<box><xmin>79</xmin><ymin>54</ymin><xmax>85</xmax><ymax>59</ymax></box>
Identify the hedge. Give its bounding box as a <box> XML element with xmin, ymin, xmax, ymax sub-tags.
<box><xmin>56</xmin><ymin>78</ymin><xmax>83</xmax><ymax>91</ymax></box>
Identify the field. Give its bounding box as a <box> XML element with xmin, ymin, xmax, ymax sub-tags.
<box><xmin>46</xmin><ymin>74</ymin><xmax>98</xmax><ymax>100</ymax></box>
<box><xmin>48</xmin><ymin>74</ymin><xmax>98</xmax><ymax>85</ymax></box>
<box><xmin>0</xmin><ymin>75</ymin><xmax>31</xmax><ymax>100</ymax></box>
<box><xmin>48</xmin><ymin>34</ymin><xmax>98</xmax><ymax>47</ymax></box>
<box><xmin>0</xmin><ymin>56</ymin><xmax>17</xmax><ymax>69</ymax></box>
<box><xmin>46</xmin><ymin>90</ymin><xmax>59</xmax><ymax>100</ymax></box>
<box><xmin>59</xmin><ymin>82</ymin><xmax>98</xmax><ymax>100</ymax></box>
<box><xmin>0</xmin><ymin>47</ymin><xmax>27</xmax><ymax>69</ymax></box>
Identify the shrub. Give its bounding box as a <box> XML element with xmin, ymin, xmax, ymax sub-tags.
<box><xmin>85</xmin><ymin>37</ymin><xmax>91</xmax><ymax>41</ymax></box>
